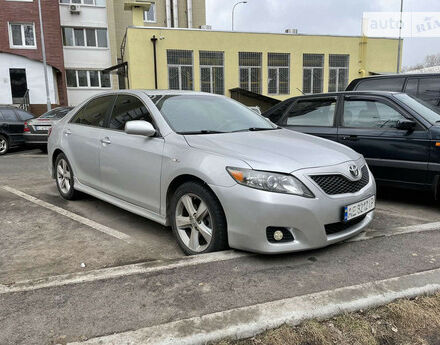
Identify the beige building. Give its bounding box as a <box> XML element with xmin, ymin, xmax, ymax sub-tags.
<box><xmin>106</xmin><ymin>0</ymin><xmax>206</xmax><ymax>88</ymax></box>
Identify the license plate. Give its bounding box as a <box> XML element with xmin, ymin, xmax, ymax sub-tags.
<box><xmin>36</xmin><ymin>126</ymin><xmax>49</xmax><ymax>131</ymax></box>
<box><xmin>343</xmin><ymin>195</ymin><xmax>375</xmax><ymax>222</ymax></box>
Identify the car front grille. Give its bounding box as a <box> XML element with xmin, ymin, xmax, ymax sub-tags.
<box><xmin>310</xmin><ymin>165</ymin><xmax>369</xmax><ymax>195</ymax></box>
<box><xmin>325</xmin><ymin>215</ymin><xmax>366</xmax><ymax>235</ymax></box>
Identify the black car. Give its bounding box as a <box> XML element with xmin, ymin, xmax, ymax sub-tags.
<box><xmin>263</xmin><ymin>91</ymin><xmax>440</xmax><ymax>195</ymax></box>
<box><xmin>346</xmin><ymin>73</ymin><xmax>440</xmax><ymax>107</ymax></box>
<box><xmin>0</xmin><ymin>106</ymin><xmax>34</xmax><ymax>155</ymax></box>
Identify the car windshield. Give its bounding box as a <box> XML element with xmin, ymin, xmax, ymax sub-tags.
<box><xmin>394</xmin><ymin>94</ymin><xmax>440</xmax><ymax>125</ymax></box>
<box><xmin>150</xmin><ymin>95</ymin><xmax>277</xmax><ymax>134</ymax></box>
<box><xmin>40</xmin><ymin>108</ymin><xmax>72</xmax><ymax>120</ymax></box>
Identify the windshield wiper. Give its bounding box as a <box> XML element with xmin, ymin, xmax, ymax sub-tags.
<box><xmin>232</xmin><ymin>127</ymin><xmax>281</xmax><ymax>132</ymax></box>
<box><xmin>177</xmin><ymin>130</ymin><xmax>226</xmax><ymax>135</ymax></box>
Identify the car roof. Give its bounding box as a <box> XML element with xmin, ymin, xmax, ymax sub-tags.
<box><xmin>352</xmin><ymin>73</ymin><xmax>440</xmax><ymax>80</ymax></box>
<box><xmin>288</xmin><ymin>90</ymin><xmax>403</xmax><ymax>99</ymax></box>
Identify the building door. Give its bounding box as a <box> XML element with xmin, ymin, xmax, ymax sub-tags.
<box><xmin>9</xmin><ymin>69</ymin><xmax>27</xmax><ymax>104</ymax></box>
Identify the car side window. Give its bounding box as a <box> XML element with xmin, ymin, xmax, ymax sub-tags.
<box><xmin>71</xmin><ymin>95</ymin><xmax>114</xmax><ymax>127</ymax></box>
<box><xmin>0</xmin><ymin>109</ymin><xmax>18</xmax><ymax>121</ymax></box>
<box><xmin>356</xmin><ymin>78</ymin><xmax>405</xmax><ymax>92</ymax></box>
<box><xmin>285</xmin><ymin>99</ymin><xmax>336</xmax><ymax>127</ymax></box>
<box><xmin>405</xmin><ymin>78</ymin><xmax>419</xmax><ymax>96</ymax></box>
<box><xmin>16</xmin><ymin>110</ymin><xmax>34</xmax><ymax>121</ymax></box>
<box><xmin>418</xmin><ymin>78</ymin><xmax>440</xmax><ymax>106</ymax></box>
<box><xmin>264</xmin><ymin>99</ymin><xmax>294</xmax><ymax>124</ymax></box>
<box><xmin>343</xmin><ymin>99</ymin><xmax>406</xmax><ymax>129</ymax></box>
<box><xmin>108</xmin><ymin>95</ymin><xmax>153</xmax><ymax>131</ymax></box>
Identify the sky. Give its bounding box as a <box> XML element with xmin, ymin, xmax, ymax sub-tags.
<box><xmin>206</xmin><ymin>0</ymin><xmax>440</xmax><ymax>68</ymax></box>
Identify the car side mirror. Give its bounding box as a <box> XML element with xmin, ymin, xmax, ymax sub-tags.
<box><xmin>125</xmin><ymin>120</ymin><xmax>156</xmax><ymax>137</ymax></box>
<box><xmin>396</xmin><ymin>119</ymin><xmax>416</xmax><ymax>131</ymax></box>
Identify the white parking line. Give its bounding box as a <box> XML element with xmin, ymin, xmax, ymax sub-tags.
<box><xmin>2</xmin><ymin>186</ymin><xmax>132</xmax><ymax>243</ymax></box>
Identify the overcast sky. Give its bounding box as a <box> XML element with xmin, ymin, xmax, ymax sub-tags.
<box><xmin>206</xmin><ymin>0</ymin><xmax>440</xmax><ymax>68</ymax></box>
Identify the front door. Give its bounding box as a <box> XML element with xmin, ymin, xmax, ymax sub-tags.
<box><xmin>99</xmin><ymin>94</ymin><xmax>164</xmax><ymax>213</ymax></box>
<box><xmin>9</xmin><ymin>69</ymin><xmax>27</xmax><ymax>104</ymax></box>
<box><xmin>65</xmin><ymin>95</ymin><xmax>115</xmax><ymax>190</ymax></box>
<box><xmin>337</xmin><ymin>95</ymin><xmax>430</xmax><ymax>186</ymax></box>
<box><xmin>280</xmin><ymin>97</ymin><xmax>338</xmax><ymax>142</ymax></box>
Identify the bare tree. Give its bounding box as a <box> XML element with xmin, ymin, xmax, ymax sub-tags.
<box><xmin>404</xmin><ymin>53</ymin><xmax>440</xmax><ymax>71</ymax></box>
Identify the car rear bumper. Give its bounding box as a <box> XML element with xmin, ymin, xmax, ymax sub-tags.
<box><xmin>209</xmin><ymin>162</ymin><xmax>376</xmax><ymax>254</ymax></box>
<box><xmin>23</xmin><ymin>133</ymin><xmax>48</xmax><ymax>144</ymax></box>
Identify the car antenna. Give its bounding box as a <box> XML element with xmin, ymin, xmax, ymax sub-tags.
<box><xmin>296</xmin><ymin>88</ymin><xmax>305</xmax><ymax>95</ymax></box>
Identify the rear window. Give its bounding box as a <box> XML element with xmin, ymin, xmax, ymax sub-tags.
<box><xmin>355</xmin><ymin>78</ymin><xmax>405</xmax><ymax>92</ymax></box>
<box><xmin>40</xmin><ymin>108</ymin><xmax>72</xmax><ymax>119</ymax></box>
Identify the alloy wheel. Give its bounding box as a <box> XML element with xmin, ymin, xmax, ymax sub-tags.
<box><xmin>56</xmin><ymin>158</ymin><xmax>72</xmax><ymax>194</ymax></box>
<box><xmin>0</xmin><ymin>137</ymin><xmax>7</xmax><ymax>154</ymax></box>
<box><xmin>175</xmin><ymin>193</ymin><xmax>213</xmax><ymax>252</ymax></box>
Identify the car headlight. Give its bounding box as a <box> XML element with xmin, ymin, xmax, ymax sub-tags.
<box><xmin>226</xmin><ymin>167</ymin><xmax>314</xmax><ymax>198</ymax></box>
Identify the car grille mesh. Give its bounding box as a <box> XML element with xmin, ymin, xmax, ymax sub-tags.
<box><xmin>310</xmin><ymin>166</ymin><xmax>369</xmax><ymax>195</ymax></box>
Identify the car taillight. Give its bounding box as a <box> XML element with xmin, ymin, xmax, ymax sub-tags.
<box><xmin>48</xmin><ymin>127</ymin><xmax>52</xmax><ymax>137</ymax></box>
<box><xmin>24</xmin><ymin>122</ymin><xmax>30</xmax><ymax>132</ymax></box>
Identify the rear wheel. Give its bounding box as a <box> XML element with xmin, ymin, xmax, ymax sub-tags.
<box><xmin>55</xmin><ymin>153</ymin><xmax>79</xmax><ymax>200</ymax></box>
<box><xmin>0</xmin><ymin>135</ymin><xmax>9</xmax><ymax>155</ymax></box>
<box><xmin>170</xmin><ymin>182</ymin><xmax>228</xmax><ymax>255</ymax></box>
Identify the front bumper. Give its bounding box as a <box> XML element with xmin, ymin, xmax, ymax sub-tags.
<box><xmin>23</xmin><ymin>133</ymin><xmax>48</xmax><ymax>145</ymax></box>
<box><xmin>210</xmin><ymin>161</ymin><xmax>376</xmax><ymax>254</ymax></box>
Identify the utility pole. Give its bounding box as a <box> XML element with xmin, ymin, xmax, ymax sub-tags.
<box><xmin>232</xmin><ymin>1</ymin><xmax>247</xmax><ymax>31</ymax></box>
<box><xmin>37</xmin><ymin>0</ymin><xmax>51</xmax><ymax>111</ymax></box>
<box><xmin>396</xmin><ymin>0</ymin><xmax>404</xmax><ymax>73</ymax></box>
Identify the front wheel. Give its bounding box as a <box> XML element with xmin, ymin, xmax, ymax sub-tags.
<box><xmin>170</xmin><ymin>182</ymin><xmax>228</xmax><ymax>255</ymax></box>
<box><xmin>55</xmin><ymin>153</ymin><xmax>79</xmax><ymax>200</ymax></box>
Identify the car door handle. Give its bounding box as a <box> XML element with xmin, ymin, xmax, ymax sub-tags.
<box><xmin>341</xmin><ymin>135</ymin><xmax>359</xmax><ymax>141</ymax></box>
<box><xmin>100</xmin><ymin>137</ymin><xmax>111</xmax><ymax>145</ymax></box>
<box><xmin>64</xmin><ymin>129</ymin><xmax>72</xmax><ymax>136</ymax></box>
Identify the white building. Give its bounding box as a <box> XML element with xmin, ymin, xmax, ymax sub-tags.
<box><xmin>59</xmin><ymin>0</ymin><xmax>112</xmax><ymax>106</ymax></box>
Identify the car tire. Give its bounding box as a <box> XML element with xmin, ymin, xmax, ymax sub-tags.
<box><xmin>0</xmin><ymin>135</ymin><xmax>9</xmax><ymax>156</ymax></box>
<box><xmin>170</xmin><ymin>181</ymin><xmax>228</xmax><ymax>255</ymax></box>
<box><xmin>55</xmin><ymin>153</ymin><xmax>79</xmax><ymax>200</ymax></box>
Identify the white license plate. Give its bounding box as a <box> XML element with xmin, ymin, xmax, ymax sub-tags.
<box><xmin>36</xmin><ymin>126</ymin><xmax>49</xmax><ymax>131</ymax></box>
<box><xmin>343</xmin><ymin>195</ymin><xmax>375</xmax><ymax>222</ymax></box>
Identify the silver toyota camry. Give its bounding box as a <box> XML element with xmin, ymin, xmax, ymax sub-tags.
<box><xmin>48</xmin><ymin>90</ymin><xmax>376</xmax><ymax>255</ymax></box>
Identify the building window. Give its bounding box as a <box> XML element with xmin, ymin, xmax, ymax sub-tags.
<box><xmin>59</xmin><ymin>0</ymin><xmax>106</xmax><ymax>6</ymax></box>
<box><xmin>66</xmin><ymin>69</ymin><xmax>111</xmax><ymax>88</ymax></box>
<box><xmin>167</xmin><ymin>50</ymin><xmax>193</xmax><ymax>90</ymax></box>
<box><xmin>328</xmin><ymin>54</ymin><xmax>349</xmax><ymax>92</ymax></box>
<box><xmin>303</xmin><ymin>54</ymin><xmax>324</xmax><ymax>94</ymax></box>
<box><xmin>8</xmin><ymin>23</ymin><xmax>36</xmax><ymax>49</ymax></box>
<box><xmin>239</xmin><ymin>52</ymin><xmax>262</xmax><ymax>94</ymax></box>
<box><xmin>62</xmin><ymin>27</ymin><xmax>108</xmax><ymax>48</ymax></box>
<box><xmin>200</xmin><ymin>51</ymin><xmax>224</xmax><ymax>95</ymax></box>
<box><xmin>144</xmin><ymin>3</ymin><xmax>156</xmax><ymax>22</ymax></box>
<box><xmin>268</xmin><ymin>53</ymin><xmax>290</xmax><ymax>94</ymax></box>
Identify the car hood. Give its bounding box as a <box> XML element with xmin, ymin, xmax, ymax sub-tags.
<box><xmin>184</xmin><ymin>129</ymin><xmax>362</xmax><ymax>173</ymax></box>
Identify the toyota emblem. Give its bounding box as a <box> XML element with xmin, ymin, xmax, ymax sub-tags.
<box><xmin>349</xmin><ymin>165</ymin><xmax>359</xmax><ymax>178</ymax></box>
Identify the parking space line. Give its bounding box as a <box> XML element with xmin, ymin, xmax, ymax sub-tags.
<box><xmin>374</xmin><ymin>208</ymin><xmax>434</xmax><ymax>222</ymax></box>
<box><xmin>2</xmin><ymin>185</ymin><xmax>132</xmax><ymax>243</ymax></box>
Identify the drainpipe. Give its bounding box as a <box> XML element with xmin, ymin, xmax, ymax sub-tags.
<box><xmin>151</xmin><ymin>35</ymin><xmax>158</xmax><ymax>89</ymax></box>
<box><xmin>187</xmin><ymin>0</ymin><xmax>193</xmax><ymax>28</ymax></box>
<box><xmin>172</xmin><ymin>0</ymin><xmax>179</xmax><ymax>27</ymax></box>
<box><xmin>165</xmin><ymin>0</ymin><xmax>171</xmax><ymax>27</ymax></box>
<box><xmin>37</xmin><ymin>0</ymin><xmax>51</xmax><ymax>111</ymax></box>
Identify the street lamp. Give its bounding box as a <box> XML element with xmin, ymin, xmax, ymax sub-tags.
<box><xmin>232</xmin><ymin>1</ymin><xmax>247</xmax><ymax>31</ymax></box>
<box><xmin>37</xmin><ymin>0</ymin><xmax>51</xmax><ymax>111</ymax></box>
<box><xmin>396</xmin><ymin>0</ymin><xmax>404</xmax><ymax>73</ymax></box>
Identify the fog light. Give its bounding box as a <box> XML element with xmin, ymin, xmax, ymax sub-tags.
<box><xmin>273</xmin><ymin>230</ymin><xmax>284</xmax><ymax>241</ymax></box>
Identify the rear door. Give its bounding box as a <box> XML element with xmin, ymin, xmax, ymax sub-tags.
<box><xmin>0</xmin><ymin>108</ymin><xmax>24</xmax><ymax>146</ymax></box>
<box><xmin>279</xmin><ymin>97</ymin><xmax>338</xmax><ymax>141</ymax></box>
<box><xmin>337</xmin><ymin>95</ymin><xmax>430</xmax><ymax>185</ymax></box>
<box><xmin>99</xmin><ymin>94</ymin><xmax>164</xmax><ymax>213</ymax></box>
<box><xmin>64</xmin><ymin>95</ymin><xmax>115</xmax><ymax>190</ymax></box>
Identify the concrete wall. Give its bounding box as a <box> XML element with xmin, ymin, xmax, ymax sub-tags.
<box><xmin>0</xmin><ymin>53</ymin><xmax>57</xmax><ymax>105</ymax></box>
<box><xmin>125</xmin><ymin>27</ymin><xmax>401</xmax><ymax>101</ymax></box>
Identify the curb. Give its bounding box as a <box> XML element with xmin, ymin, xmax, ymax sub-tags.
<box><xmin>68</xmin><ymin>268</ymin><xmax>440</xmax><ymax>345</ymax></box>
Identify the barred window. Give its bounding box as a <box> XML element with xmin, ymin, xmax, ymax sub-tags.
<box><xmin>239</xmin><ymin>52</ymin><xmax>262</xmax><ymax>94</ymax></box>
<box><xmin>328</xmin><ymin>54</ymin><xmax>349</xmax><ymax>92</ymax></box>
<box><xmin>200</xmin><ymin>51</ymin><xmax>224</xmax><ymax>95</ymax></box>
<box><xmin>303</xmin><ymin>54</ymin><xmax>324</xmax><ymax>94</ymax></box>
<box><xmin>268</xmin><ymin>53</ymin><xmax>290</xmax><ymax>94</ymax></box>
<box><xmin>167</xmin><ymin>50</ymin><xmax>193</xmax><ymax>90</ymax></box>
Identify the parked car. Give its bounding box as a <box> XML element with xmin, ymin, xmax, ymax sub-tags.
<box><xmin>0</xmin><ymin>106</ymin><xmax>34</xmax><ymax>155</ymax></box>
<box><xmin>24</xmin><ymin>106</ymin><xmax>73</xmax><ymax>152</ymax></box>
<box><xmin>49</xmin><ymin>90</ymin><xmax>375</xmax><ymax>255</ymax></box>
<box><xmin>346</xmin><ymin>73</ymin><xmax>440</xmax><ymax>107</ymax></box>
<box><xmin>263</xmin><ymin>91</ymin><xmax>440</xmax><ymax>195</ymax></box>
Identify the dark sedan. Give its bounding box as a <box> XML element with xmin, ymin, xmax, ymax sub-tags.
<box><xmin>263</xmin><ymin>91</ymin><xmax>440</xmax><ymax>196</ymax></box>
<box><xmin>24</xmin><ymin>106</ymin><xmax>73</xmax><ymax>152</ymax></box>
<box><xmin>0</xmin><ymin>106</ymin><xmax>34</xmax><ymax>155</ymax></box>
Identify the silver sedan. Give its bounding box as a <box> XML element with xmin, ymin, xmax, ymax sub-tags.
<box><xmin>48</xmin><ymin>90</ymin><xmax>376</xmax><ymax>255</ymax></box>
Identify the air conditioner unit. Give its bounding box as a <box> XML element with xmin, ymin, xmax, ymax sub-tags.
<box><xmin>199</xmin><ymin>25</ymin><xmax>212</xmax><ymax>30</ymax></box>
<box><xmin>285</xmin><ymin>28</ymin><xmax>298</xmax><ymax>34</ymax></box>
<box><xmin>70</xmin><ymin>4</ymin><xmax>81</xmax><ymax>14</ymax></box>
